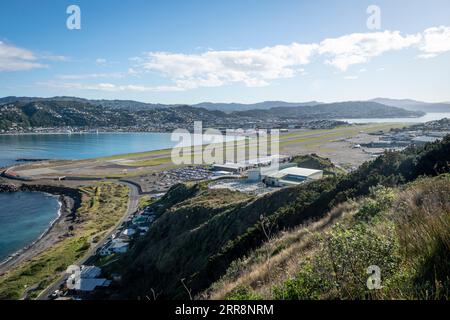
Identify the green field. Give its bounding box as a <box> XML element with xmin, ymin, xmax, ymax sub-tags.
<box><xmin>280</xmin><ymin>123</ymin><xmax>405</xmax><ymax>147</ymax></box>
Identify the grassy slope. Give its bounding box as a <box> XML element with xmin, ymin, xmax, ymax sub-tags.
<box><xmin>118</xmin><ymin>136</ymin><xmax>450</xmax><ymax>299</ymax></box>
<box><xmin>0</xmin><ymin>182</ymin><xmax>129</xmax><ymax>299</ymax></box>
<box><xmin>118</xmin><ymin>185</ymin><xmax>255</xmax><ymax>299</ymax></box>
<box><xmin>291</xmin><ymin>154</ymin><xmax>346</xmax><ymax>176</ymax></box>
<box><xmin>210</xmin><ymin>175</ymin><xmax>449</xmax><ymax>300</ymax></box>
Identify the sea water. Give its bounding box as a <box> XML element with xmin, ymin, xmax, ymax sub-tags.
<box><xmin>0</xmin><ymin>192</ymin><xmax>60</xmax><ymax>262</ymax></box>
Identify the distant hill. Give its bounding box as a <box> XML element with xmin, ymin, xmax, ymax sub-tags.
<box><xmin>0</xmin><ymin>96</ymin><xmax>172</xmax><ymax>111</ymax></box>
<box><xmin>3</xmin><ymin>96</ymin><xmax>448</xmax><ymax>113</ymax></box>
<box><xmin>0</xmin><ymin>100</ymin><xmax>136</xmax><ymax>130</ymax></box>
<box><xmin>0</xmin><ymin>96</ymin><xmax>91</xmax><ymax>105</ymax></box>
<box><xmin>234</xmin><ymin>101</ymin><xmax>424</xmax><ymax>119</ymax></box>
<box><xmin>0</xmin><ymin>97</ymin><xmax>424</xmax><ymax>132</ymax></box>
<box><xmin>0</xmin><ymin>97</ymin><xmax>321</xmax><ymax>113</ymax></box>
<box><xmin>371</xmin><ymin>98</ymin><xmax>450</xmax><ymax>113</ymax></box>
<box><xmin>0</xmin><ymin>100</ymin><xmax>232</xmax><ymax>132</ymax></box>
<box><xmin>192</xmin><ymin>101</ymin><xmax>321</xmax><ymax>112</ymax></box>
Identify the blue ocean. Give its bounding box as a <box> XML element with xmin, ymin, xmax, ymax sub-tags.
<box><xmin>0</xmin><ymin>132</ymin><xmax>182</xmax><ymax>168</ymax></box>
<box><xmin>0</xmin><ymin>192</ymin><xmax>60</xmax><ymax>262</ymax></box>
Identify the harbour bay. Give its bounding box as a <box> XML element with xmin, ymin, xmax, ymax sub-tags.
<box><xmin>0</xmin><ymin>192</ymin><xmax>60</xmax><ymax>262</ymax></box>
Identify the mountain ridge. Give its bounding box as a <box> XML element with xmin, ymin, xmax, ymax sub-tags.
<box><xmin>370</xmin><ymin>98</ymin><xmax>450</xmax><ymax>113</ymax></box>
<box><xmin>0</xmin><ymin>99</ymin><xmax>424</xmax><ymax>132</ymax></box>
<box><xmin>3</xmin><ymin>96</ymin><xmax>449</xmax><ymax>113</ymax></box>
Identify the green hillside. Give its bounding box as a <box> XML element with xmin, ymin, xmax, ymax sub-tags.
<box><xmin>291</xmin><ymin>153</ymin><xmax>346</xmax><ymax>176</ymax></box>
<box><xmin>0</xmin><ymin>98</ymin><xmax>424</xmax><ymax>132</ymax></box>
<box><xmin>210</xmin><ymin>174</ymin><xmax>449</xmax><ymax>300</ymax></box>
<box><xmin>0</xmin><ymin>100</ymin><xmax>229</xmax><ymax>131</ymax></box>
<box><xmin>235</xmin><ymin>101</ymin><xmax>424</xmax><ymax>119</ymax></box>
<box><xmin>115</xmin><ymin>136</ymin><xmax>450</xmax><ymax>299</ymax></box>
<box><xmin>0</xmin><ymin>100</ymin><xmax>135</xmax><ymax>130</ymax></box>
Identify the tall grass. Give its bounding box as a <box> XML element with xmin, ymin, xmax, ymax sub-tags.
<box><xmin>208</xmin><ymin>174</ymin><xmax>450</xmax><ymax>300</ymax></box>
<box><xmin>390</xmin><ymin>175</ymin><xmax>450</xmax><ymax>299</ymax></box>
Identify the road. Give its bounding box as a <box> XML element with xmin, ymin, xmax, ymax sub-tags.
<box><xmin>36</xmin><ymin>181</ymin><xmax>140</xmax><ymax>300</ymax></box>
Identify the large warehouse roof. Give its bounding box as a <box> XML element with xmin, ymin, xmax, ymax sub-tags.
<box><xmin>266</xmin><ymin>167</ymin><xmax>323</xmax><ymax>179</ymax></box>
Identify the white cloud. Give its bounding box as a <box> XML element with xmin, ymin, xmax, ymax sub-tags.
<box><xmin>132</xmin><ymin>29</ymin><xmax>435</xmax><ymax>88</ymax></box>
<box><xmin>41</xmin><ymin>54</ymin><xmax>69</xmax><ymax>62</ymax></box>
<box><xmin>95</xmin><ymin>58</ymin><xmax>107</xmax><ymax>65</ymax></box>
<box><xmin>36</xmin><ymin>25</ymin><xmax>450</xmax><ymax>92</ymax></box>
<box><xmin>57</xmin><ymin>67</ymin><xmax>142</xmax><ymax>80</ymax></box>
<box><xmin>127</xmin><ymin>67</ymin><xmax>140</xmax><ymax>75</ymax></box>
<box><xmin>418</xmin><ymin>26</ymin><xmax>450</xmax><ymax>58</ymax></box>
<box><xmin>318</xmin><ymin>31</ymin><xmax>421</xmax><ymax>71</ymax></box>
<box><xmin>39</xmin><ymin>81</ymin><xmax>184</xmax><ymax>92</ymax></box>
<box><xmin>0</xmin><ymin>41</ymin><xmax>47</xmax><ymax>71</ymax></box>
<box><xmin>138</xmin><ymin>43</ymin><xmax>317</xmax><ymax>89</ymax></box>
<box><xmin>57</xmin><ymin>72</ymin><xmax>126</xmax><ymax>80</ymax></box>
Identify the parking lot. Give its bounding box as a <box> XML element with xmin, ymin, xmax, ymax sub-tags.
<box><xmin>208</xmin><ymin>179</ymin><xmax>277</xmax><ymax>195</ymax></box>
<box><xmin>128</xmin><ymin>166</ymin><xmax>213</xmax><ymax>193</ymax></box>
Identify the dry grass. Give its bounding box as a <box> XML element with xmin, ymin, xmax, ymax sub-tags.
<box><xmin>388</xmin><ymin>176</ymin><xmax>450</xmax><ymax>299</ymax></box>
<box><xmin>204</xmin><ymin>201</ymin><xmax>358</xmax><ymax>299</ymax></box>
<box><xmin>393</xmin><ymin>176</ymin><xmax>450</xmax><ymax>254</ymax></box>
<box><xmin>203</xmin><ymin>174</ymin><xmax>450</xmax><ymax>300</ymax></box>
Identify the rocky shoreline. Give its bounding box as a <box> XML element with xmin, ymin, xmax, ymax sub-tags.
<box><xmin>0</xmin><ymin>183</ymin><xmax>82</xmax><ymax>275</ymax></box>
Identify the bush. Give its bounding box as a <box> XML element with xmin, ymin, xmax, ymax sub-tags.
<box><xmin>273</xmin><ymin>175</ymin><xmax>450</xmax><ymax>300</ymax></box>
<box><xmin>273</xmin><ymin>259</ymin><xmax>334</xmax><ymax>300</ymax></box>
<box><xmin>274</xmin><ymin>223</ymin><xmax>401</xmax><ymax>299</ymax></box>
<box><xmin>355</xmin><ymin>186</ymin><xmax>396</xmax><ymax>221</ymax></box>
<box><xmin>392</xmin><ymin>175</ymin><xmax>450</xmax><ymax>299</ymax></box>
<box><xmin>225</xmin><ymin>286</ymin><xmax>262</xmax><ymax>300</ymax></box>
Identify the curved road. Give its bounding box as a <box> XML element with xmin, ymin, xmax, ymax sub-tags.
<box><xmin>36</xmin><ymin>181</ymin><xmax>140</xmax><ymax>300</ymax></box>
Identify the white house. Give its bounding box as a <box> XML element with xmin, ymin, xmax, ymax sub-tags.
<box><xmin>67</xmin><ymin>265</ymin><xmax>111</xmax><ymax>292</ymax></box>
<box><xmin>99</xmin><ymin>239</ymin><xmax>130</xmax><ymax>256</ymax></box>
<box><xmin>80</xmin><ymin>266</ymin><xmax>101</xmax><ymax>278</ymax></box>
<box><xmin>73</xmin><ymin>278</ymin><xmax>111</xmax><ymax>292</ymax></box>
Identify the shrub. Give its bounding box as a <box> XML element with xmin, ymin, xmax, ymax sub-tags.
<box><xmin>225</xmin><ymin>286</ymin><xmax>262</xmax><ymax>300</ymax></box>
<box><xmin>273</xmin><ymin>258</ymin><xmax>334</xmax><ymax>300</ymax></box>
<box><xmin>273</xmin><ymin>222</ymin><xmax>401</xmax><ymax>299</ymax></box>
<box><xmin>355</xmin><ymin>186</ymin><xmax>396</xmax><ymax>221</ymax></box>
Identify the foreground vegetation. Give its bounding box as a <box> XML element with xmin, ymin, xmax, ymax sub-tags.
<box><xmin>116</xmin><ymin>136</ymin><xmax>449</xmax><ymax>299</ymax></box>
<box><xmin>210</xmin><ymin>175</ymin><xmax>449</xmax><ymax>300</ymax></box>
<box><xmin>0</xmin><ymin>183</ymin><xmax>129</xmax><ymax>299</ymax></box>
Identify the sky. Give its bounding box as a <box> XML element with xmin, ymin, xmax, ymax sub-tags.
<box><xmin>0</xmin><ymin>0</ymin><xmax>449</xmax><ymax>104</ymax></box>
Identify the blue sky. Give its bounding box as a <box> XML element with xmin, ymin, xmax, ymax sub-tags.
<box><xmin>1</xmin><ymin>0</ymin><xmax>449</xmax><ymax>103</ymax></box>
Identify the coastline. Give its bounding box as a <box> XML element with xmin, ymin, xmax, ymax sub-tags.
<box><xmin>0</xmin><ymin>131</ymin><xmax>171</xmax><ymax>136</ymax></box>
<box><xmin>2</xmin><ymin>112</ymin><xmax>449</xmax><ymax>137</ymax></box>
<box><xmin>0</xmin><ymin>183</ymin><xmax>81</xmax><ymax>275</ymax></box>
<box><xmin>0</xmin><ymin>194</ymin><xmax>62</xmax><ymax>266</ymax></box>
